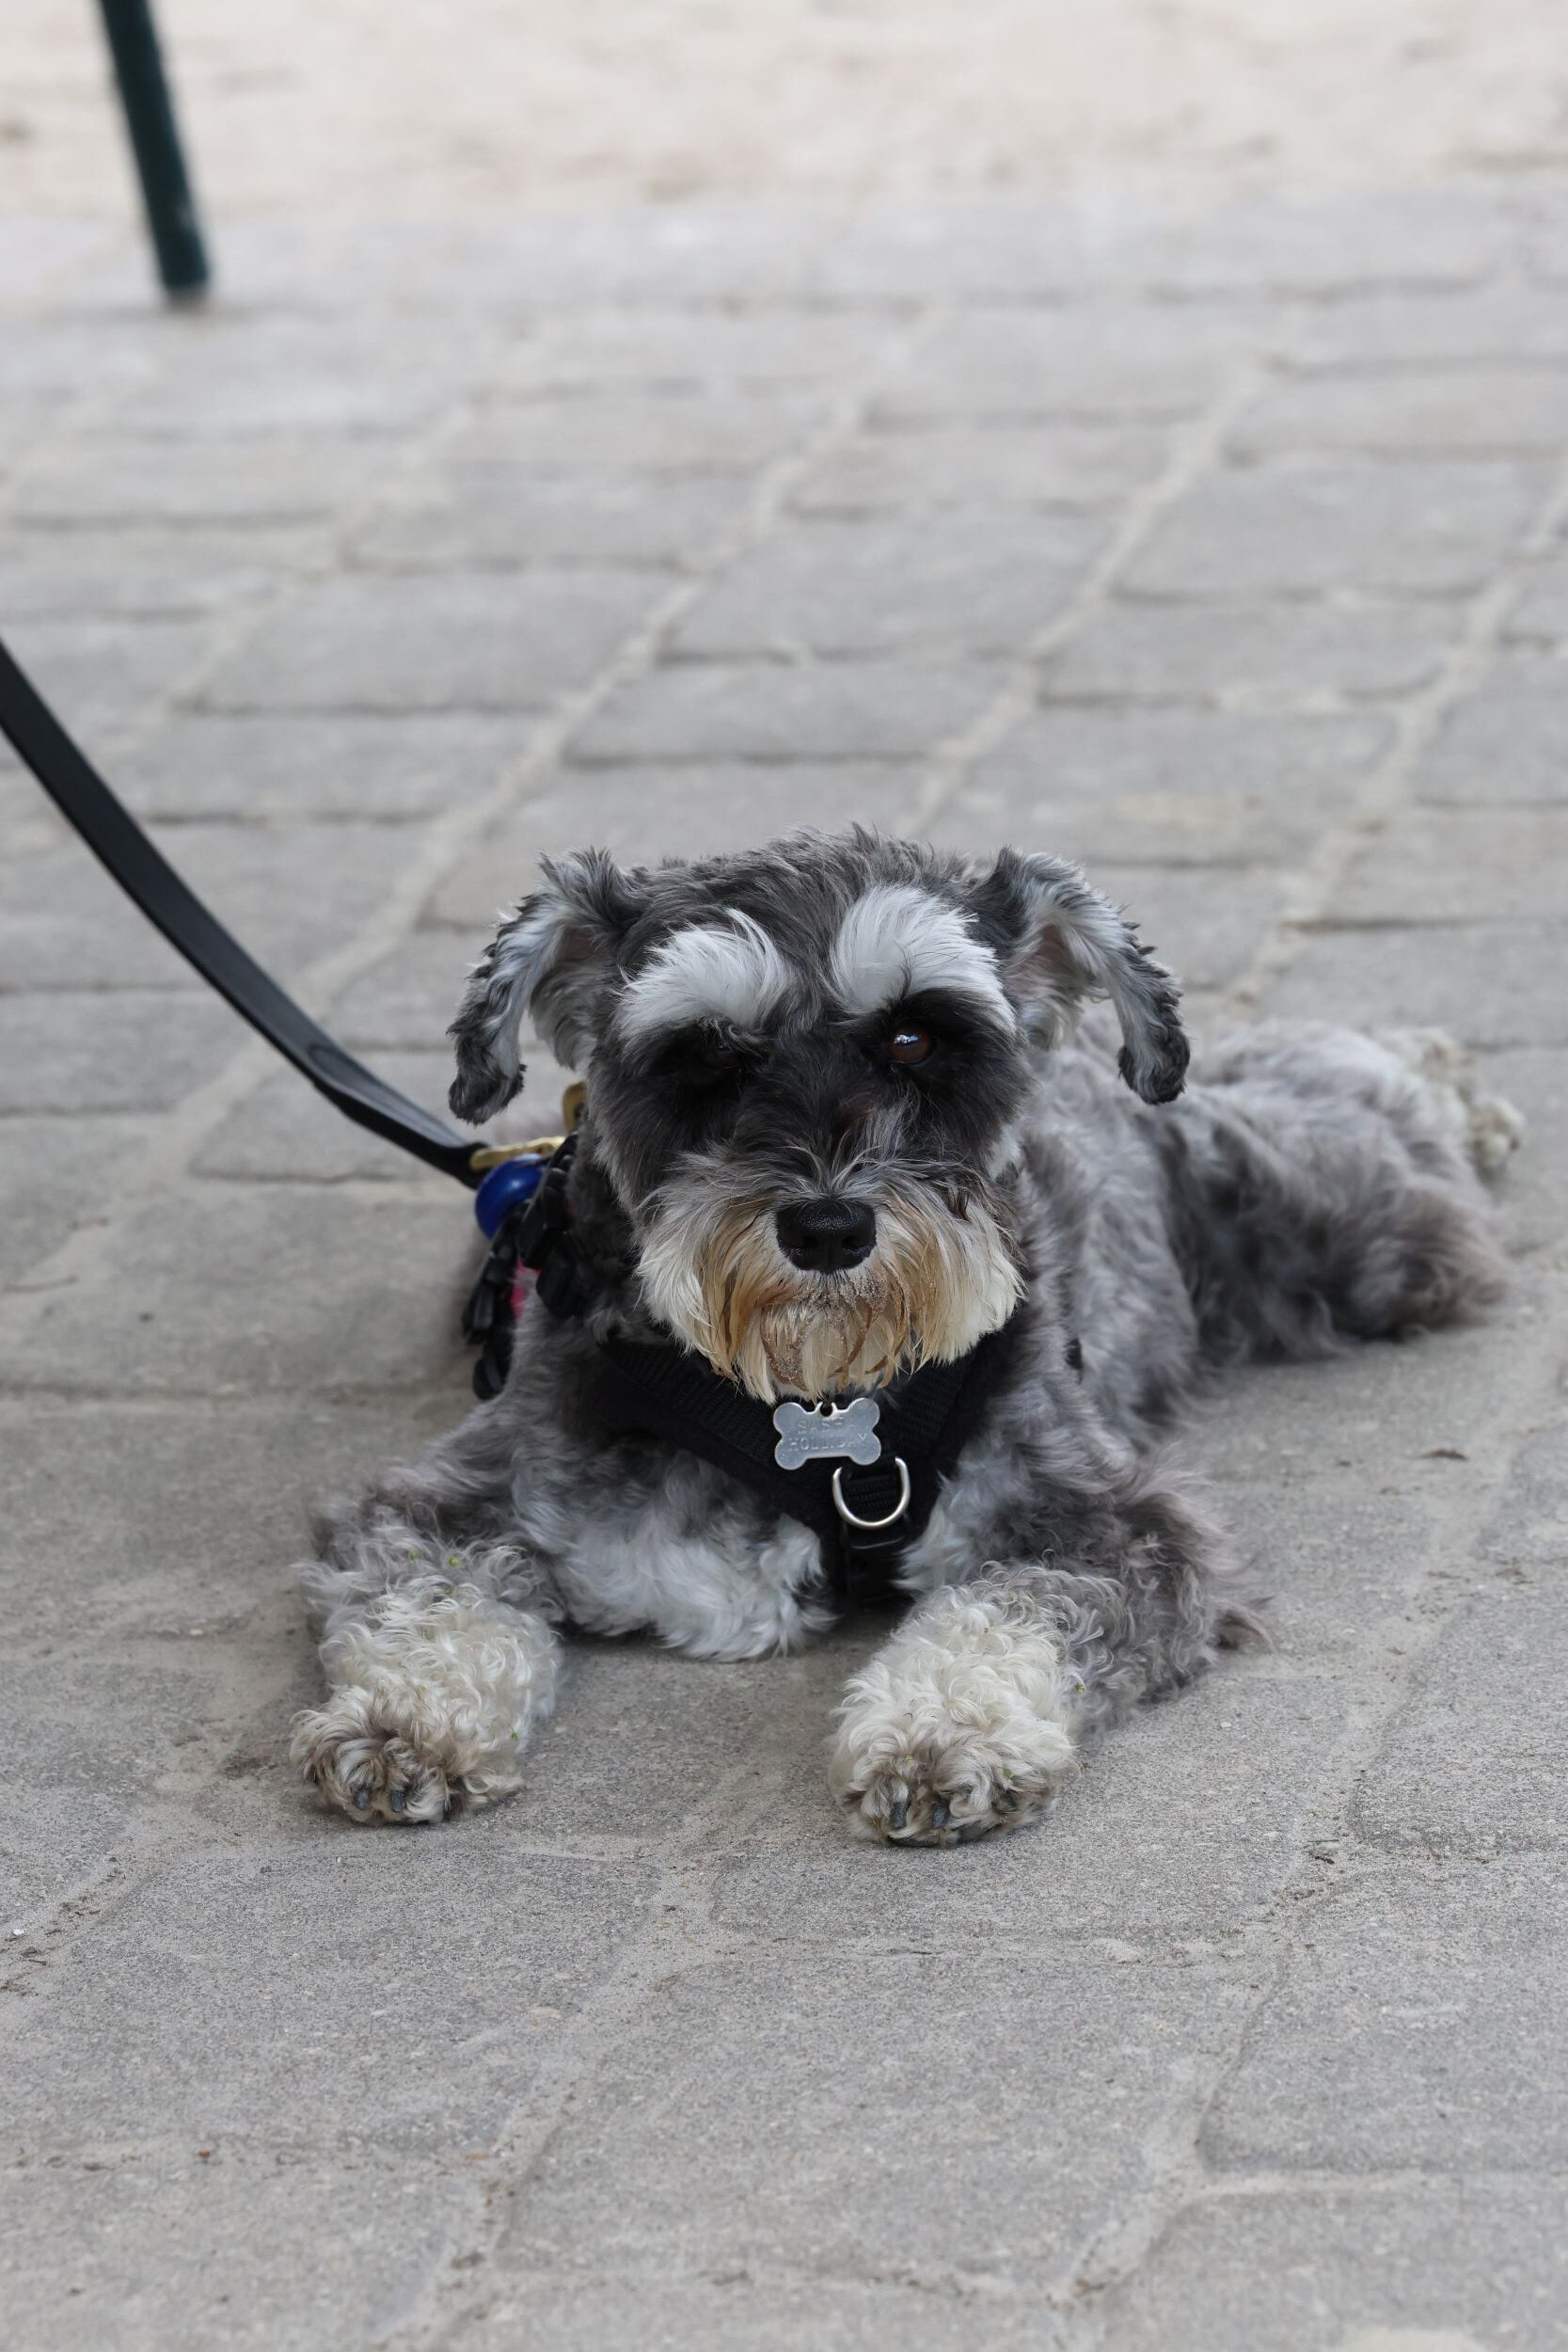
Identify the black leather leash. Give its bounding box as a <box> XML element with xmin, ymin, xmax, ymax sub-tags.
<box><xmin>1</xmin><ymin>631</ymin><xmax>1023</xmax><ymax>1589</ymax></box>
<box><xmin>0</xmin><ymin>633</ymin><xmax>481</xmax><ymax>1188</ymax></box>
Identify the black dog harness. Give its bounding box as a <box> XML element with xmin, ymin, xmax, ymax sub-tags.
<box><xmin>473</xmin><ymin>1134</ymin><xmax>1024</xmax><ymax>1603</ymax></box>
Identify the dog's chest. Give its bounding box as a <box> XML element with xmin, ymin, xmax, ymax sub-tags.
<box><xmin>515</xmin><ymin>1441</ymin><xmax>832</xmax><ymax>1660</ymax></box>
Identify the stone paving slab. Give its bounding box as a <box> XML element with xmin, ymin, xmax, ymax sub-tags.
<box><xmin>349</xmin><ymin>468</ymin><xmax>752</xmax><ymax>574</ymax></box>
<box><xmin>795</xmin><ymin>420</ymin><xmax>1167</xmax><ymax>515</ymax></box>
<box><xmin>0</xmin><ymin>2154</ymin><xmax>477</xmax><ymax>2352</ymax></box>
<box><xmin>5</xmin><ymin>612</ymin><xmax>218</xmax><ymax>735</ymax></box>
<box><xmin>0</xmin><ymin>1112</ymin><xmax>155</xmax><ymax>1292</ymax></box>
<box><xmin>423</xmin><ymin>762</ymin><xmax>923</xmax><ymax>928</ymax></box>
<box><xmin>0</xmin><ymin>820</ymin><xmax>420</xmax><ymax>991</ymax></box>
<box><xmin>1265</xmin><ymin>923</ymin><xmax>1568</xmax><ymax>1046</ymax></box>
<box><xmin>0</xmin><ymin>991</ymin><xmax>241</xmax><ymax>1114</ymax></box>
<box><xmin>0</xmin><ymin>525</ymin><xmax>319</xmax><ymax>621</ymax></box>
<box><xmin>1289</xmin><ymin>279</ymin><xmax>1568</xmax><ymax>368</ymax></box>
<box><xmin>1202</xmin><ymin>1856</ymin><xmax>1568</xmax><ymax>2172</ymax></box>
<box><xmin>667</xmin><ymin>509</ymin><xmax>1111</xmax><ymax>658</ymax></box>
<box><xmin>198</xmin><ymin>571</ymin><xmax>663</xmax><ymax>715</ymax></box>
<box><xmin>1097</xmin><ymin>2181</ymin><xmax>1568</xmax><ymax>2351</ymax></box>
<box><xmin>1229</xmin><ymin>363</ymin><xmax>1568</xmax><ymax>457</ymax></box>
<box><xmin>496</xmin><ymin>1947</ymin><xmax>1257</xmax><ymax>2287</ymax></box>
<box><xmin>1125</xmin><ymin>456</ymin><xmax>1552</xmax><ymax>600</ymax></box>
<box><xmin>466</xmin><ymin>2273</ymin><xmax>1068</xmax><ymax>2352</ymax></box>
<box><xmin>1504</xmin><ymin>548</ymin><xmax>1568</xmax><ymax>641</ymax></box>
<box><xmin>117</xmin><ymin>708</ymin><xmax>526</xmax><ymax>823</ymax></box>
<box><xmin>871</xmin><ymin>301</ymin><xmax>1280</xmax><ymax>423</ymax></box>
<box><xmin>944</xmin><ymin>708</ymin><xmax>1391</xmax><ymax>866</ymax></box>
<box><xmin>1042</xmin><ymin>597</ymin><xmax>1458</xmax><ymax>707</ymax></box>
<box><xmin>10</xmin><ymin>437</ymin><xmax>388</xmax><ymax>528</ymax></box>
<box><xmin>448</xmin><ymin>390</ymin><xmax>827</xmax><ymax>474</ymax></box>
<box><xmin>1417</xmin><ymin>650</ymin><xmax>1568</xmax><ymax>803</ymax></box>
<box><xmin>4</xmin><ymin>1839</ymin><xmax>658</xmax><ymax>2155</ymax></box>
<box><xmin>515</xmin><ymin>306</ymin><xmax>898</xmax><ymax>389</ymax></box>
<box><xmin>1335</xmin><ymin>806</ymin><xmax>1568</xmax><ymax>922</ymax></box>
<box><xmin>570</xmin><ymin>655</ymin><xmax>1007</xmax><ymax>761</ymax></box>
<box><xmin>1351</xmin><ymin>1566</ymin><xmax>1568</xmax><ymax>1854</ymax></box>
<box><xmin>3</xmin><ymin>189</ymin><xmax>1567</xmax><ymax>2350</ymax></box>
<box><xmin>0</xmin><ymin>1392</ymin><xmax>464</xmax><ymax>1640</ymax></box>
<box><xmin>6</xmin><ymin>1187</ymin><xmax>477</xmax><ymax>1393</ymax></box>
<box><xmin>105</xmin><ymin>314</ymin><xmax>503</xmax><ymax>441</ymax></box>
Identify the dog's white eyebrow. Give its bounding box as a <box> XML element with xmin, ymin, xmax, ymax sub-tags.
<box><xmin>830</xmin><ymin>884</ymin><xmax>1016</xmax><ymax>1030</ymax></box>
<box><xmin>618</xmin><ymin>913</ymin><xmax>790</xmax><ymax>1043</ymax></box>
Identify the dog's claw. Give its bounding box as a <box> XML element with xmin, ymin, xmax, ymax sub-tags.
<box><xmin>887</xmin><ymin>1797</ymin><xmax>909</xmax><ymax>1833</ymax></box>
<box><xmin>354</xmin><ymin>1788</ymin><xmax>371</xmax><ymax>1810</ymax></box>
<box><xmin>389</xmin><ymin>1788</ymin><xmax>405</xmax><ymax>1814</ymax></box>
<box><xmin>929</xmin><ymin>1799</ymin><xmax>950</xmax><ymax>1829</ymax></box>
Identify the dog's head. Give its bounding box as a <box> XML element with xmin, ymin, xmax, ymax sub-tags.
<box><xmin>449</xmin><ymin>831</ymin><xmax>1186</xmax><ymax>1402</ymax></box>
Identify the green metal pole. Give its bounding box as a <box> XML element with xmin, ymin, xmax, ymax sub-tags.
<box><xmin>96</xmin><ymin>0</ymin><xmax>211</xmax><ymax>297</ymax></box>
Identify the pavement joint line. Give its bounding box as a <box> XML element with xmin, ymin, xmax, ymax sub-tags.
<box><xmin>390</xmin><ymin>1852</ymin><xmax>738</xmax><ymax>2351</ymax></box>
<box><xmin>1047</xmin><ymin>1285</ymin><xmax>1568</xmax><ymax>2338</ymax></box>
<box><xmin>0</xmin><ymin>304</ymin><xmax>944</xmax><ymax>1343</ymax></box>
<box><xmin>5</xmin><ymin>200</ymin><xmax>1568</xmax><ymax>2337</ymax></box>
<box><xmin>1186</xmin><ymin>2163</ymin><xmax>1568</xmax><ymax>2198</ymax></box>
<box><xmin>902</xmin><ymin>357</ymin><xmax>1272</xmax><ymax>836</ymax></box>
<box><xmin>1223</xmin><ymin>441</ymin><xmax>1568</xmax><ymax>1019</ymax></box>
<box><xmin>394</xmin><ymin>1298</ymin><xmax>1568</xmax><ymax>2344</ymax></box>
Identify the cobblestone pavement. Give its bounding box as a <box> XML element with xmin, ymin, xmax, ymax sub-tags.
<box><xmin>2</xmin><ymin>188</ymin><xmax>1567</xmax><ymax>2351</ymax></box>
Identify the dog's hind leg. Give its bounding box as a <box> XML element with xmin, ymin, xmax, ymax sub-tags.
<box><xmin>290</xmin><ymin>1410</ymin><xmax>562</xmax><ymax>1826</ymax></box>
<box><xmin>1168</xmin><ymin>1022</ymin><xmax>1517</xmax><ymax>1366</ymax></box>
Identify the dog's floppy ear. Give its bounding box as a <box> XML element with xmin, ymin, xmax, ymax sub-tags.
<box><xmin>448</xmin><ymin>849</ymin><xmax>642</xmax><ymax>1123</ymax></box>
<box><xmin>971</xmin><ymin>849</ymin><xmax>1189</xmax><ymax>1104</ymax></box>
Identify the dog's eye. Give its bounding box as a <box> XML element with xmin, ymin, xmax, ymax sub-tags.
<box><xmin>888</xmin><ymin>1024</ymin><xmax>934</xmax><ymax>1069</ymax></box>
<box><xmin>696</xmin><ymin>1035</ymin><xmax>743</xmax><ymax>1075</ymax></box>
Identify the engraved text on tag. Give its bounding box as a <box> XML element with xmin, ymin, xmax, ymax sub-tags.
<box><xmin>772</xmin><ymin>1396</ymin><xmax>882</xmax><ymax>1471</ymax></box>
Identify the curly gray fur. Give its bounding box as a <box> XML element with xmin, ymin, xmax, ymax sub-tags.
<box><xmin>289</xmin><ymin>831</ymin><xmax>1516</xmax><ymax>1845</ymax></box>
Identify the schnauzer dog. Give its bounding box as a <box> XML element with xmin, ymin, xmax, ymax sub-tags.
<box><xmin>291</xmin><ymin>830</ymin><xmax>1518</xmax><ymax>1844</ymax></box>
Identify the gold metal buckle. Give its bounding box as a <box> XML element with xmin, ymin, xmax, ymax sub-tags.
<box><xmin>467</xmin><ymin>1135</ymin><xmax>563</xmax><ymax>1171</ymax></box>
<box><xmin>467</xmin><ymin>1083</ymin><xmax>586</xmax><ymax>1174</ymax></box>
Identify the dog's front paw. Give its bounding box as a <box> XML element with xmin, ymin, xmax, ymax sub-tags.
<box><xmin>829</xmin><ymin>1581</ymin><xmax>1078</xmax><ymax>1847</ymax></box>
<box><xmin>291</xmin><ymin>1580</ymin><xmax>557</xmax><ymax>1826</ymax></box>
<box><xmin>832</xmin><ymin>1729</ymin><xmax>1067</xmax><ymax>1846</ymax></box>
<box><xmin>290</xmin><ymin>1689</ymin><xmax>485</xmax><ymax>1825</ymax></box>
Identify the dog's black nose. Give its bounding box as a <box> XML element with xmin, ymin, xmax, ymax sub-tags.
<box><xmin>775</xmin><ymin>1197</ymin><xmax>877</xmax><ymax>1274</ymax></box>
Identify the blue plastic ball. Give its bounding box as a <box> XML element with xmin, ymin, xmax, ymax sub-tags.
<box><xmin>474</xmin><ymin>1157</ymin><xmax>545</xmax><ymax>1237</ymax></box>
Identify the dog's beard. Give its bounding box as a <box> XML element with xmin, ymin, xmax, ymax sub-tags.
<box><xmin>638</xmin><ymin>1171</ymin><xmax>1022</xmax><ymax>1403</ymax></box>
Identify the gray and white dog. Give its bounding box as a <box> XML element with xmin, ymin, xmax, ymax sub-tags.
<box><xmin>291</xmin><ymin>830</ymin><xmax>1518</xmax><ymax>1844</ymax></box>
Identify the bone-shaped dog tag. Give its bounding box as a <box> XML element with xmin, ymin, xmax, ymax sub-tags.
<box><xmin>772</xmin><ymin>1396</ymin><xmax>882</xmax><ymax>1471</ymax></box>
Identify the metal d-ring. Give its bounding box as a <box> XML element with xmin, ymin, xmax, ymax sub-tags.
<box><xmin>831</xmin><ymin>1456</ymin><xmax>911</xmax><ymax>1532</ymax></box>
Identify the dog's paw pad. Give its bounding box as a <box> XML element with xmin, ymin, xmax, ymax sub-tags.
<box><xmin>290</xmin><ymin>1704</ymin><xmax>459</xmax><ymax>1826</ymax></box>
<box><xmin>837</xmin><ymin>1747</ymin><xmax>1060</xmax><ymax>1848</ymax></box>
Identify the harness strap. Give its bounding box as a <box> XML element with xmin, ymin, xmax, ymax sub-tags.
<box><xmin>476</xmin><ymin>1121</ymin><xmax>1024</xmax><ymax>1595</ymax></box>
<box><xmin>589</xmin><ymin>1318</ymin><xmax>1022</xmax><ymax>1603</ymax></box>
<box><xmin>0</xmin><ymin>634</ymin><xmax>480</xmax><ymax>1187</ymax></box>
